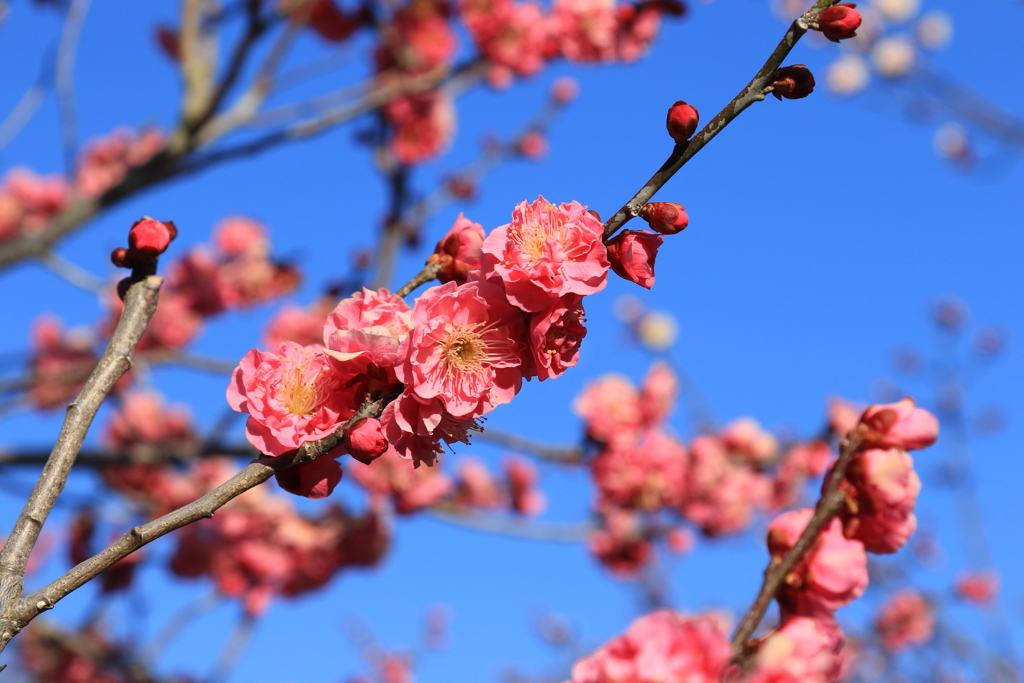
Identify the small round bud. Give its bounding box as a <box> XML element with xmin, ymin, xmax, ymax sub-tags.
<box><xmin>128</xmin><ymin>217</ymin><xmax>177</xmax><ymax>259</ymax></box>
<box><xmin>345</xmin><ymin>417</ymin><xmax>389</xmax><ymax>465</ymax></box>
<box><xmin>666</xmin><ymin>101</ymin><xmax>699</xmax><ymax>143</ymax></box>
<box><xmin>550</xmin><ymin>76</ymin><xmax>580</xmax><ymax>104</ymax></box>
<box><xmin>110</xmin><ymin>247</ymin><xmax>132</xmax><ymax>269</ymax></box>
<box><xmin>640</xmin><ymin>202</ymin><xmax>689</xmax><ymax>235</ymax></box>
<box><xmin>516</xmin><ymin>131</ymin><xmax>548</xmax><ymax>160</ymax></box>
<box><xmin>818</xmin><ymin>3</ymin><xmax>862</xmax><ymax>42</ymax></box>
<box><xmin>770</xmin><ymin>65</ymin><xmax>816</xmax><ymax>100</ymax></box>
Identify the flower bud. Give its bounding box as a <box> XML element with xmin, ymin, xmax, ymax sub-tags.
<box><xmin>818</xmin><ymin>3</ymin><xmax>862</xmax><ymax>42</ymax></box>
<box><xmin>770</xmin><ymin>65</ymin><xmax>816</xmax><ymax>100</ymax></box>
<box><xmin>516</xmin><ymin>131</ymin><xmax>548</xmax><ymax>159</ymax></box>
<box><xmin>666</xmin><ymin>101</ymin><xmax>699</xmax><ymax>143</ymax></box>
<box><xmin>110</xmin><ymin>247</ymin><xmax>133</xmax><ymax>269</ymax></box>
<box><xmin>128</xmin><ymin>217</ymin><xmax>177</xmax><ymax>259</ymax></box>
<box><xmin>640</xmin><ymin>202</ymin><xmax>689</xmax><ymax>235</ymax></box>
<box><xmin>550</xmin><ymin>76</ymin><xmax>580</xmax><ymax>104</ymax></box>
<box><xmin>606</xmin><ymin>230</ymin><xmax>663</xmax><ymax>290</ymax></box>
<box><xmin>427</xmin><ymin>213</ymin><xmax>485</xmax><ymax>283</ymax></box>
<box><xmin>345</xmin><ymin>417</ymin><xmax>389</xmax><ymax>465</ymax></box>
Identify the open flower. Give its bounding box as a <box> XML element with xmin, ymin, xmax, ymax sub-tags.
<box><xmin>397</xmin><ymin>280</ymin><xmax>529</xmax><ymax>419</ymax></box>
<box><xmin>529</xmin><ymin>293</ymin><xmax>587</xmax><ymax>381</ymax></box>
<box><xmin>227</xmin><ymin>342</ymin><xmax>352</xmax><ymax>456</ymax></box>
<box><xmin>482</xmin><ymin>196</ymin><xmax>609</xmax><ymax>312</ymax></box>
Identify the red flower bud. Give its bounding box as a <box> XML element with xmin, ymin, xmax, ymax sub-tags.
<box><xmin>154</xmin><ymin>24</ymin><xmax>180</xmax><ymax>62</ymax></box>
<box><xmin>345</xmin><ymin>417</ymin><xmax>389</xmax><ymax>465</ymax></box>
<box><xmin>666</xmin><ymin>101</ymin><xmax>699</xmax><ymax>143</ymax></box>
<box><xmin>128</xmin><ymin>217</ymin><xmax>177</xmax><ymax>259</ymax></box>
<box><xmin>427</xmin><ymin>214</ymin><xmax>485</xmax><ymax>284</ymax></box>
<box><xmin>110</xmin><ymin>247</ymin><xmax>133</xmax><ymax>269</ymax></box>
<box><xmin>818</xmin><ymin>3</ymin><xmax>862</xmax><ymax>42</ymax></box>
<box><xmin>606</xmin><ymin>230</ymin><xmax>663</xmax><ymax>289</ymax></box>
<box><xmin>640</xmin><ymin>202</ymin><xmax>689</xmax><ymax>235</ymax></box>
<box><xmin>307</xmin><ymin>0</ymin><xmax>361</xmax><ymax>43</ymax></box>
<box><xmin>770</xmin><ymin>65</ymin><xmax>816</xmax><ymax>100</ymax></box>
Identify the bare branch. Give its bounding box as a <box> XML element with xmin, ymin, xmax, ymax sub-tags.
<box><xmin>474</xmin><ymin>428</ymin><xmax>583</xmax><ymax>464</ymax></box>
<box><xmin>601</xmin><ymin>0</ymin><xmax>840</xmax><ymax>240</ymax></box>
<box><xmin>55</xmin><ymin>0</ymin><xmax>92</xmax><ymax>173</ymax></box>
<box><xmin>393</xmin><ymin>261</ymin><xmax>442</xmax><ymax>298</ymax></box>
<box><xmin>428</xmin><ymin>507</ymin><xmax>593</xmax><ymax>544</ymax></box>
<box><xmin>0</xmin><ymin>274</ymin><xmax>163</xmax><ymax>652</ymax></box>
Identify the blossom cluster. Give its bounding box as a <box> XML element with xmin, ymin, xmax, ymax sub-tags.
<box><xmin>0</xmin><ymin>127</ymin><xmax>164</xmax><ymax>244</ymax></box>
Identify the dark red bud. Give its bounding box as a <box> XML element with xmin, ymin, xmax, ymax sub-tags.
<box><xmin>770</xmin><ymin>65</ymin><xmax>816</xmax><ymax>100</ymax></box>
<box><xmin>128</xmin><ymin>217</ymin><xmax>176</xmax><ymax>259</ymax></box>
<box><xmin>111</xmin><ymin>247</ymin><xmax>132</xmax><ymax>269</ymax></box>
<box><xmin>345</xmin><ymin>417</ymin><xmax>389</xmax><ymax>465</ymax></box>
<box><xmin>640</xmin><ymin>202</ymin><xmax>689</xmax><ymax>235</ymax></box>
<box><xmin>666</xmin><ymin>101</ymin><xmax>699</xmax><ymax>143</ymax></box>
<box><xmin>818</xmin><ymin>3</ymin><xmax>862</xmax><ymax>42</ymax></box>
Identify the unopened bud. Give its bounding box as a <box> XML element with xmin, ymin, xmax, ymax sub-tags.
<box><xmin>606</xmin><ymin>230</ymin><xmax>663</xmax><ymax>290</ymax></box>
<box><xmin>128</xmin><ymin>217</ymin><xmax>177</xmax><ymax>259</ymax></box>
<box><xmin>345</xmin><ymin>417</ymin><xmax>389</xmax><ymax>465</ymax></box>
<box><xmin>550</xmin><ymin>76</ymin><xmax>579</xmax><ymax>104</ymax></box>
<box><xmin>818</xmin><ymin>3</ymin><xmax>862</xmax><ymax>42</ymax></box>
<box><xmin>770</xmin><ymin>65</ymin><xmax>816</xmax><ymax>100</ymax></box>
<box><xmin>110</xmin><ymin>247</ymin><xmax>133</xmax><ymax>269</ymax></box>
<box><xmin>640</xmin><ymin>202</ymin><xmax>689</xmax><ymax>235</ymax></box>
<box><xmin>666</xmin><ymin>101</ymin><xmax>699</xmax><ymax>143</ymax></box>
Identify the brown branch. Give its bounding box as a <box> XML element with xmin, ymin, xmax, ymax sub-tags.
<box><xmin>54</xmin><ymin>0</ymin><xmax>91</xmax><ymax>173</ymax></box>
<box><xmin>601</xmin><ymin>0</ymin><xmax>840</xmax><ymax>240</ymax></box>
<box><xmin>728</xmin><ymin>428</ymin><xmax>864</xmax><ymax>663</ymax></box>
<box><xmin>0</xmin><ymin>443</ymin><xmax>256</xmax><ymax>469</ymax></box>
<box><xmin>0</xmin><ymin>274</ymin><xmax>163</xmax><ymax>653</ymax></box>
<box><xmin>393</xmin><ymin>261</ymin><xmax>443</xmax><ymax>298</ymax></box>
<box><xmin>428</xmin><ymin>506</ymin><xmax>593</xmax><ymax>544</ymax></box>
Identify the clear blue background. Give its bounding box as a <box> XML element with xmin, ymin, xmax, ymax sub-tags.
<box><xmin>0</xmin><ymin>0</ymin><xmax>1022</xmax><ymax>680</ymax></box>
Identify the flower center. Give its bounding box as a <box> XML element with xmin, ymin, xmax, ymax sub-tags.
<box><xmin>508</xmin><ymin>203</ymin><xmax>570</xmax><ymax>265</ymax></box>
<box><xmin>280</xmin><ymin>360</ymin><xmax>326</xmax><ymax>416</ymax></box>
<box><xmin>438</xmin><ymin>322</ymin><xmax>517</xmax><ymax>382</ymax></box>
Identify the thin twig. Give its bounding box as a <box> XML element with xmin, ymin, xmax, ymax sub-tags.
<box><xmin>206</xmin><ymin>612</ymin><xmax>258</xmax><ymax>683</ymax></box>
<box><xmin>728</xmin><ymin>428</ymin><xmax>863</xmax><ymax>663</ymax></box>
<box><xmin>39</xmin><ymin>251</ymin><xmax>105</xmax><ymax>294</ymax></box>
<box><xmin>428</xmin><ymin>507</ymin><xmax>593</xmax><ymax>544</ymax></box>
<box><xmin>0</xmin><ymin>274</ymin><xmax>163</xmax><ymax>655</ymax></box>
<box><xmin>141</xmin><ymin>591</ymin><xmax>222</xmax><ymax>664</ymax></box>
<box><xmin>601</xmin><ymin>0</ymin><xmax>839</xmax><ymax>240</ymax></box>
<box><xmin>393</xmin><ymin>261</ymin><xmax>442</xmax><ymax>298</ymax></box>
<box><xmin>474</xmin><ymin>428</ymin><xmax>583</xmax><ymax>464</ymax></box>
<box><xmin>55</xmin><ymin>0</ymin><xmax>92</xmax><ymax>173</ymax></box>
<box><xmin>0</xmin><ymin>48</ymin><xmax>55</xmax><ymax>154</ymax></box>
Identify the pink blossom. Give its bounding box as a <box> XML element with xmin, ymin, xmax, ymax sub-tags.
<box><xmin>529</xmin><ymin>294</ymin><xmax>587</xmax><ymax>381</ymax></box>
<box><xmin>505</xmin><ymin>456</ymin><xmax>546</xmax><ymax>515</ymax></box>
<box><xmin>390</xmin><ymin>2</ymin><xmax>457</xmax><ymax>70</ymax></box>
<box><xmin>606</xmin><ymin>229</ymin><xmax>662</xmax><ymax>289</ymax></box>
<box><xmin>482</xmin><ymin>196</ymin><xmax>609</xmax><ymax>312</ymax></box>
<box><xmin>386</xmin><ymin>90</ymin><xmax>456</xmax><ymax>165</ymax></box>
<box><xmin>874</xmin><ymin>590</ymin><xmax>934</xmax><ymax>652</ymax></box>
<box><xmin>570</xmin><ymin>610</ymin><xmax>731</xmax><ymax>683</ymax></box>
<box><xmin>615</xmin><ymin>2</ymin><xmax>662</xmax><ymax>62</ymax></box>
<box><xmin>227</xmin><ymin>342</ymin><xmax>352</xmax><ymax>456</ymax></box>
<box><xmin>214</xmin><ymin>216</ymin><xmax>270</xmax><ymax>258</ymax></box>
<box><xmin>345</xmin><ymin>417</ymin><xmax>389</xmax><ymax>465</ymax></box>
<box><xmin>274</xmin><ymin>454</ymin><xmax>344</xmax><ymax>499</ymax></box>
<box><xmin>102</xmin><ymin>287</ymin><xmax>203</xmax><ymax>351</ymax></box>
<box><xmin>455</xmin><ymin>458</ymin><xmax>503</xmax><ymax>508</ymax></box>
<box><xmin>104</xmin><ymin>390</ymin><xmax>196</xmax><ymax>455</ymax></box>
<box><xmin>639</xmin><ymin>360</ymin><xmax>677</xmax><ymax>425</ymax></box>
<box><xmin>464</xmin><ymin>0</ymin><xmax>550</xmax><ymax>76</ymax></box>
<box><xmin>842</xmin><ymin>447</ymin><xmax>920</xmax><ymax>554</ymax></box>
<box><xmin>324</xmin><ymin>288</ymin><xmax>413</xmax><ymax>341</ymax></box>
<box><xmin>381</xmin><ymin>393</ymin><xmax>483</xmax><ymax>467</ymax></box>
<box><xmin>767</xmin><ymin>509</ymin><xmax>869</xmax><ymax>616</ymax></box>
<box><xmin>955</xmin><ymin>571</ymin><xmax>999</xmax><ymax>605</ymax></box>
<box><xmin>397</xmin><ymin>280</ymin><xmax>529</xmax><ymax>419</ymax></box>
<box><xmin>264</xmin><ymin>303</ymin><xmax>331</xmax><ymax>349</ymax></box>
<box><xmin>683</xmin><ymin>436</ymin><xmax>772</xmax><ymax>536</ymax></box>
<box><xmin>75</xmin><ymin>127</ymin><xmax>165</xmax><ymax>198</ymax></box>
<box><xmin>750</xmin><ymin>614</ymin><xmax>845</xmax><ymax>683</ymax></box>
<box><xmin>721</xmin><ymin>417</ymin><xmax>780</xmax><ymax>464</ymax></box>
<box><xmin>860</xmin><ymin>397</ymin><xmax>939</xmax><ymax>451</ymax></box>
<box><xmin>827</xmin><ymin>396</ymin><xmax>863</xmax><ymax>440</ymax></box>
<box><xmin>550</xmin><ymin>0</ymin><xmax>619</xmax><ymax>63</ymax></box>
<box><xmin>588</xmin><ymin>507</ymin><xmax>652</xmax><ymax>577</ymax></box>
<box><xmin>772</xmin><ymin>440</ymin><xmax>834</xmax><ymax>510</ymax></box>
<box><xmin>428</xmin><ymin>213</ymin><xmax>486</xmax><ymax>284</ymax></box>
<box><xmin>574</xmin><ymin>373</ymin><xmax>643</xmax><ymax>447</ymax></box>
<box><xmin>349</xmin><ymin>444</ymin><xmax>454</xmax><ymax>514</ymax></box>
<box><xmin>0</xmin><ymin>168</ymin><xmax>69</xmax><ymax>240</ymax></box>
<box><xmin>591</xmin><ymin>429</ymin><xmax>688</xmax><ymax>511</ymax></box>
<box><xmin>27</xmin><ymin>315</ymin><xmax>97</xmax><ymax>410</ymax></box>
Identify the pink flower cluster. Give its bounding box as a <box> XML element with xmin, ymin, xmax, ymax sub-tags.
<box><xmin>75</xmin><ymin>127</ymin><xmax>166</xmax><ymax>198</ymax></box>
<box><xmin>452</xmin><ymin>456</ymin><xmax>546</xmax><ymax>514</ymax></box>
<box><xmin>0</xmin><ymin>169</ymin><xmax>69</xmax><ymax>242</ymax></box>
<box><xmin>102</xmin><ymin>216</ymin><xmax>299</xmax><ymax>351</ymax></box>
<box><xmin>25</xmin><ymin>316</ymin><xmax>98</xmax><ymax>410</ymax></box>
<box><xmin>874</xmin><ymin>589</ymin><xmax>934</xmax><ymax>652</ymax></box>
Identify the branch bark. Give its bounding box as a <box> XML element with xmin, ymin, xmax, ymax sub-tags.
<box><xmin>601</xmin><ymin>0</ymin><xmax>840</xmax><ymax>240</ymax></box>
<box><xmin>0</xmin><ymin>274</ymin><xmax>163</xmax><ymax>653</ymax></box>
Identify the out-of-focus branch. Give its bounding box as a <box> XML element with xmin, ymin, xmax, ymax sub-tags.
<box><xmin>729</xmin><ymin>428</ymin><xmax>864</xmax><ymax>663</ymax></box>
<box><xmin>0</xmin><ymin>442</ymin><xmax>256</xmax><ymax>468</ymax></box>
<box><xmin>0</xmin><ymin>275</ymin><xmax>163</xmax><ymax>656</ymax></box>
<box><xmin>55</xmin><ymin>0</ymin><xmax>92</xmax><ymax>173</ymax></box>
<box><xmin>207</xmin><ymin>612</ymin><xmax>258</xmax><ymax>683</ymax></box>
<box><xmin>179</xmin><ymin>0</ymin><xmax>219</xmax><ymax>131</ymax></box>
<box><xmin>0</xmin><ymin>48</ymin><xmax>54</xmax><ymax>154</ymax></box>
<box><xmin>601</xmin><ymin>0</ymin><xmax>840</xmax><ymax>240</ymax></box>
<box><xmin>474</xmin><ymin>428</ymin><xmax>583</xmax><ymax>464</ymax></box>
<box><xmin>39</xmin><ymin>251</ymin><xmax>105</xmax><ymax>294</ymax></box>
<box><xmin>428</xmin><ymin>507</ymin><xmax>593</xmax><ymax>544</ymax></box>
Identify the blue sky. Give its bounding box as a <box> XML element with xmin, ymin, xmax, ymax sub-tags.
<box><xmin>1</xmin><ymin>0</ymin><xmax>1022</xmax><ymax>681</ymax></box>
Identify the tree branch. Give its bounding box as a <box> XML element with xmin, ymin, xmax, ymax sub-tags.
<box><xmin>474</xmin><ymin>428</ymin><xmax>583</xmax><ymax>464</ymax></box>
<box><xmin>728</xmin><ymin>427</ymin><xmax>864</xmax><ymax>662</ymax></box>
<box><xmin>601</xmin><ymin>0</ymin><xmax>839</xmax><ymax>240</ymax></box>
<box><xmin>0</xmin><ymin>274</ymin><xmax>163</xmax><ymax>652</ymax></box>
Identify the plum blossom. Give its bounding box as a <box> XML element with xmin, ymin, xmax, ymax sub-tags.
<box><xmin>505</xmin><ymin>457</ymin><xmax>546</xmax><ymax>515</ymax></box>
<box><xmin>639</xmin><ymin>361</ymin><xmax>678</xmax><ymax>424</ymax></box>
<box><xmin>462</xmin><ymin>0</ymin><xmax>550</xmax><ymax>76</ymax></box>
<box><xmin>27</xmin><ymin>316</ymin><xmax>97</xmax><ymax>410</ymax></box>
<box><xmin>381</xmin><ymin>393</ymin><xmax>483</xmax><ymax>467</ymax></box>
<box><xmin>227</xmin><ymin>342</ymin><xmax>352</xmax><ymax>457</ymax></box>
<box><xmin>482</xmin><ymin>196</ymin><xmax>609</xmax><ymax>312</ymax></box>
<box><xmin>683</xmin><ymin>435</ymin><xmax>772</xmax><ymax>536</ymax></box>
<box><xmin>529</xmin><ymin>294</ymin><xmax>587</xmax><ymax>381</ymax></box>
<box><xmin>324</xmin><ymin>287</ymin><xmax>413</xmax><ymax>341</ymax></box>
<box><xmin>574</xmin><ymin>373</ymin><xmax>643</xmax><ymax>447</ymax></box>
<box><xmin>955</xmin><ymin>571</ymin><xmax>999</xmax><ymax>605</ymax></box>
<box><xmin>591</xmin><ymin>429</ymin><xmax>688</xmax><ymax>511</ymax></box>
<box><xmin>550</xmin><ymin>0</ymin><xmax>619</xmax><ymax>63</ymax></box>
<box><xmin>104</xmin><ymin>389</ymin><xmax>196</xmax><ymax>456</ymax></box>
<box><xmin>767</xmin><ymin>508</ymin><xmax>869</xmax><ymax>616</ymax></box>
<box><xmin>588</xmin><ymin>507</ymin><xmax>653</xmax><ymax>577</ymax></box>
<box><xmin>606</xmin><ymin>229</ymin><xmax>662</xmax><ymax>289</ymax></box>
<box><xmin>570</xmin><ymin>609</ymin><xmax>731</xmax><ymax>683</ymax></box>
<box><xmin>749</xmin><ymin>615</ymin><xmax>845</xmax><ymax>683</ymax></box>
<box><xmin>349</xmin><ymin>444</ymin><xmax>454</xmax><ymax>513</ymax></box>
<box><xmin>874</xmin><ymin>590</ymin><xmax>934</xmax><ymax>652</ymax></box>
<box><xmin>841</xmin><ymin>447</ymin><xmax>920</xmax><ymax>554</ymax></box>
<box><xmin>396</xmin><ymin>280</ymin><xmax>529</xmax><ymax>419</ymax></box>
<box><xmin>427</xmin><ymin>213</ymin><xmax>486</xmax><ymax>284</ymax></box>
<box><xmin>859</xmin><ymin>397</ymin><xmax>939</xmax><ymax>451</ymax></box>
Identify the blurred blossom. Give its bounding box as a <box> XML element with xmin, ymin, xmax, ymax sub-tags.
<box><xmin>871</xmin><ymin>35</ymin><xmax>916</xmax><ymax>77</ymax></box>
<box><xmin>869</xmin><ymin>376</ymin><xmax>901</xmax><ymax>403</ymax></box>
<box><xmin>916</xmin><ymin>10</ymin><xmax>953</xmax><ymax>50</ymax></box>
<box><xmin>826</xmin><ymin>53</ymin><xmax>870</xmax><ymax>96</ymax></box>
<box><xmin>935</xmin><ymin>383</ymin><xmax>962</xmax><ymax>415</ymax></box>
<box><xmin>933</xmin><ymin>123</ymin><xmax>972</xmax><ymax>165</ymax></box>
<box><xmin>932</xmin><ymin>296</ymin><xmax>969</xmax><ymax>331</ymax></box>
<box><xmin>613</xmin><ymin>294</ymin><xmax>645</xmax><ymax>323</ymax></box>
<box><xmin>891</xmin><ymin>346</ymin><xmax>922</xmax><ymax>376</ymax></box>
<box><xmin>955</xmin><ymin>571</ymin><xmax>999</xmax><ymax>605</ymax></box>
<box><xmin>974</xmin><ymin>406</ymin><xmax>1007</xmax><ymax>435</ymax></box>
<box><xmin>771</xmin><ymin>0</ymin><xmax>805</xmax><ymax>20</ymax></box>
<box><xmin>638</xmin><ymin>310</ymin><xmax>678</xmax><ymax>350</ymax></box>
<box><xmin>972</xmin><ymin>325</ymin><xmax>1007</xmax><ymax>357</ymax></box>
<box><xmin>850</xmin><ymin>7</ymin><xmax>886</xmax><ymax>49</ymax></box>
<box><xmin>872</xmin><ymin>0</ymin><xmax>920</xmax><ymax>22</ymax></box>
